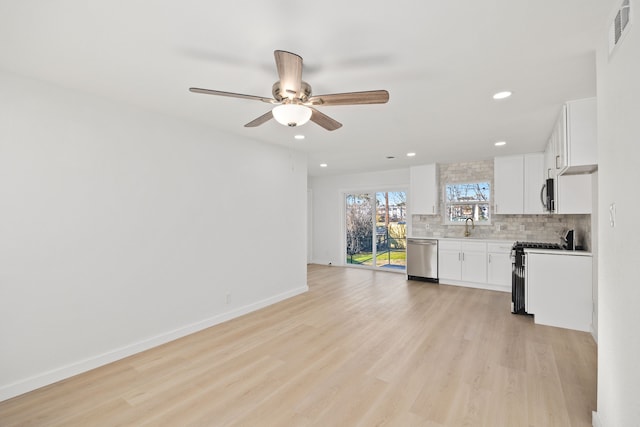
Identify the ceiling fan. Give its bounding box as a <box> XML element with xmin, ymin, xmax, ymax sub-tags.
<box><xmin>189</xmin><ymin>50</ymin><xmax>389</xmax><ymax>131</ymax></box>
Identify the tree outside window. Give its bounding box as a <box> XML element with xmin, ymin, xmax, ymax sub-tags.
<box><xmin>444</xmin><ymin>182</ymin><xmax>491</xmax><ymax>224</ymax></box>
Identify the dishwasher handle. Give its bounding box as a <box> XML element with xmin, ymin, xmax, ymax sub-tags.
<box><xmin>407</xmin><ymin>239</ymin><xmax>438</xmax><ymax>245</ymax></box>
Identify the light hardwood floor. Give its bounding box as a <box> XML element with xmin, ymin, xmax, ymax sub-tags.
<box><xmin>0</xmin><ymin>265</ymin><xmax>597</xmax><ymax>426</ymax></box>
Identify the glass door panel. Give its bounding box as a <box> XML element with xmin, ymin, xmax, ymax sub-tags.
<box><xmin>345</xmin><ymin>194</ymin><xmax>374</xmax><ymax>266</ymax></box>
<box><xmin>375</xmin><ymin>191</ymin><xmax>407</xmax><ymax>270</ymax></box>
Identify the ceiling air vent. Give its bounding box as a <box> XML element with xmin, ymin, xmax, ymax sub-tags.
<box><xmin>609</xmin><ymin>0</ymin><xmax>632</xmax><ymax>55</ymax></box>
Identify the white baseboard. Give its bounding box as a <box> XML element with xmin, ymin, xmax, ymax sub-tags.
<box><xmin>0</xmin><ymin>285</ymin><xmax>308</xmax><ymax>402</ymax></box>
<box><xmin>592</xmin><ymin>411</ymin><xmax>603</xmax><ymax>427</ymax></box>
<box><xmin>309</xmin><ymin>258</ymin><xmax>333</xmax><ymax>266</ymax></box>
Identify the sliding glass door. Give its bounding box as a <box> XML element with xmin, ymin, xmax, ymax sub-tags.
<box><xmin>345</xmin><ymin>191</ymin><xmax>406</xmax><ymax>270</ymax></box>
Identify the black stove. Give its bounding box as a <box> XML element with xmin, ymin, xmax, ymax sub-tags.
<box><xmin>513</xmin><ymin>241</ymin><xmax>563</xmax><ymax>250</ymax></box>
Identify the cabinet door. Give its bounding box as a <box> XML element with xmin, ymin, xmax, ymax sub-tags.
<box><xmin>556</xmin><ymin>174</ymin><xmax>592</xmax><ymax>214</ymax></box>
<box><xmin>544</xmin><ymin>138</ymin><xmax>556</xmax><ymax>181</ymax></box>
<box><xmin>409</xmin><ymin>164</ymin><xmax>438</xmax><ymax>215</ymax></box>
<box><xmin>494</xmin><ymin>155</ymin><xmax>524</xmax><ymax>214</ymax></box>
<box><xmin>565</xmin><ymin>97</ymin><xmax>597</xmax><ymax>170</ymax></box>
<box><xmin>524</xmin><ymin>153</ymin><xmax>544</xmax><ymax>214</ymax></box>
<box><xmin>462</xmin><ymin>251</ymin><xmax>486</xmax><ymax>283</ymax></box>
<box><xmin>438</xmin><ymin>241</ymin><xmax>461</xmax><ymax>281</ymax></box>
<box><xmin>555</xmin><ymin>106</ymin><xmax>568</xmax><ymax>173</ymax></box>
<box><xmin>527</xmin><ymin>253</ymin><xmax>593</xmax><ymax>332</ymax></box>
<box><xmin>461</xmin><ymin>242</ymin><xmax>487</xmax><ymax>283</ymax></box>
<box><xmin>487</xmin><ymin>251</ymin><xmax>512</xmax><ymax>287</ymax></box>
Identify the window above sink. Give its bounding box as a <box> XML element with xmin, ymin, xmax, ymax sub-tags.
<box><xmin>444</xmin><ymin>181</ymin><xmax>491</xmax><ymax>225</ymax></box>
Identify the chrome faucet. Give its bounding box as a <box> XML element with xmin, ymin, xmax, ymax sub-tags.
<box><xmin>464</xmin><ymin>218</ymin><xmax>475</xmax><ymax>237</ymax></box>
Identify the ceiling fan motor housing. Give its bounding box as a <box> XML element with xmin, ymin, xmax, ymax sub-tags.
<box><xmin>272</xmin><ymin>81</ymin><xmax>312</xmax><ymax>103</ymax></box>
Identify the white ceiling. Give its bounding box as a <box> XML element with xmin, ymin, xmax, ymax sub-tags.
<box><xmin>0</xmin><ymin>1</ymin><xmax>613</xmax><ymax>176</ymax></box>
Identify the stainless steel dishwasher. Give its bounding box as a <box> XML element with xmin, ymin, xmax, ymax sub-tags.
<box><xmin>407</xmin><ymin>238</ymin><xmax>439</xmax><ymax>282</ymax></box>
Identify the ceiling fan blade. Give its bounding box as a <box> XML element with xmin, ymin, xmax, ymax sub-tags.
<box><xmin>274</xmin><ymin>50</ymin><xmax>303</xmax><ymax>98</ymax></box>
<box><xmin>244</xmin><ymin>110</ymin><xmax>274</xmax><ymax>127</ymax></box>
<box><xmin>307</xmin><ymin>90</ymin><xmax>389</xmax><ymax>106</ymax></box>
<box><xmin>189</xmin><ymin>87</ymin><xmax>276</xmax><ymax>104</ymax></box>
<box><xmin>309</xmin><ymin>107</ymin><xmax>343</xmax><ymax>131</ymax></box>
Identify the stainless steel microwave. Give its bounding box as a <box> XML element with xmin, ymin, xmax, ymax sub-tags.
<box><xmin>541</xmin><ymin>178</ymin><xmax>555</xmax><ymax>212</ymax></box>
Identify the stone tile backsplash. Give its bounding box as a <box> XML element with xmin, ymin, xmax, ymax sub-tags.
<box><xmin>410</xmin><ymin>159</ymin><xmax>592</xmax><ymax>250</ymax></box>
<box><xmin>412</xmin><ymin>213</ymin><xmax>591</xmax><ymax>250</ymax></box>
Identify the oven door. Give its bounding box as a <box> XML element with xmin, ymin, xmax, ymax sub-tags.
<box><xmin>511</xmin><ymin>249</ymin><xmax>526</xmax><ymax>314</ymax></box>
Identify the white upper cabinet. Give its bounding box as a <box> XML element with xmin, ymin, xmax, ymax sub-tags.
<box><xmin>409</xmin><ymin>164</ymin><xmax>438</xmax><ymax>215</ymax></box>
<box><xmin>544</xmin><ymin>132</ymin><xmax>558</xmax><ymax>181</ymax></box>
<box><xmin>556</xmin><ymin>174</ymin><xmax>593</xmax><ymax>214</ymax></box>
<box><xmin>554</xmin><ymin>97</ymin><xmax>598</xmax><ymax>175</ymax></box>
<box><xmin>494</xmin><ymin>153</ymin><xmax>544</xmax><ymax>215</ymax></box>
<box><xmin>494</xmin><ymin>155</ymin><xmax>524</xmax><ymax>214</ymax></box>
<box><xmin>542</xmin><ymin>97</ymin><xmax>596</xmax><ymax>214</ymax></box>
<box><xmin>524</xmin><ymin>153</ymin><xmax>545</xmax><ymax>214</ymax></box>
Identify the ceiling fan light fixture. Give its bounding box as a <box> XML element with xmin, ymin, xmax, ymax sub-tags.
<box><xmin>272</xmin><ymin>104</ymin><xmax>312</xmax><ymax>127</ymax></box>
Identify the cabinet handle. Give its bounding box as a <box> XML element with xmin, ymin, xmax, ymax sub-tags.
<box><xmin>555</xmin><ymin>155</ymin><xmax>560</xmax><ymax>169</ymax></box>
<box><xmin>489</xmin><ymin>254</ymin><xmax>492</xmax><ymax>263</ymax></box>
<box><xmin>609</xmin><ymin>203</ymin><xmax>616</xmax><ymax>228</ymax></box>
<box><xmin>458</xmin><ymin>252</ymin><xmax>461</xmax><ymax>261</ymax></box>
<box><xmin>432</xmin><ymin>205</ymin><xmax>435</xmax><ymax>214</ymax></box>
<box><xmin>462</xmin><ymin>252</ymin><xmax>465</xmax><ymax>261</ymax></box>
<box><xmin>495</xmin><ymin>204</ymin><xmax>498</xmax><ymax>213</ymax></box>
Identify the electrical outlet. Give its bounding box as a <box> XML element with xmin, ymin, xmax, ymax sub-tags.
<box><xmin>496</xmin><ymin>224</ymin><xmax>502</xmax><ymax>231</ymax></box>
<box><xmin>424</xmin><ymin>224</ymin><xmax>430</xmax><ymax>230</ymax></box>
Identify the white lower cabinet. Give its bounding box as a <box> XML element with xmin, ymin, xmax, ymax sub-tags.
<box><xmin>438</xmin><ymin>240</ymin><xmax>487</xmax><ymax>284</ymax></box>
<box><xmin>487</xmin><ymin>243</ymin><xmax>513</xmax><ymax>288</ymax></box>
<box><xmin>526</xmin><ymin>252</ymin><xmax>593</xmax><ymax>332</ymax></box>
<box><xmin>438</xmin><ymin>239</ymin><xmax>513</xmax><ymax>291</ymax></box>
<box><xmin>439</xmin><ymin>242</ymin><xmax>463</xmax><ymax>281</ymax></box>
<box><xmin>461</xmin><ymin>243</ymin><xmax>487</xmax><ymax>283</ymax></box>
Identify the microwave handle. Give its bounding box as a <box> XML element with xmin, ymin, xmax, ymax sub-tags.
<box><xmin>540</xmin><ymin>183</ymin><xmax>547</xmax><ymax>209</ymax></box>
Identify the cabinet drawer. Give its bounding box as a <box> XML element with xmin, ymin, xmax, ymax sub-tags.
<box><xmin>487</xmin><ymin>242</ymin><xmax>513</xmax><ymax>253</ymax></box>
<box><xmin>461</xmin><ymin>241</ymin><xmax>486</xmax><ymax>253</ymax></box>
<box><xmin>438</xmin><ymin>240</ymin><xmax>461</xmax><ymax>251</ymax></box>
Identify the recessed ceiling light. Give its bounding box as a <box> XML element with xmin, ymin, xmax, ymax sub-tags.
<box><xmin>294</xmin><ymin>134</ymin><xmax>305</xmax><ymax>140</ymax></box>
<box><xmin>320</xmin><ymin>163</ymin><xmax>328</xmax><ymax>168</ymax></box>
<box><xmin>494</xmin><ymin>141</ymin><xmax>507</xmax><ymax>146</ymax></box>
<box><xmin>407</xmin><ymin>152</ymin><xmax>416</xmax><ymax>157</ymax></box>
<box><xmin>493</xmin><ymin>91</ymin><xmax>512</xmax><ymax>100</ymax></box>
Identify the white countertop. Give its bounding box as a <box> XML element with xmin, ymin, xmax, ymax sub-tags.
<box><xmin>524</xmin><ymin>248</ymin><xmax>592</xmax><ymax>256</ymax></box>
<box><xmin>408</xmin><ymin>236</ymin><xmax>592</xmax><ymax>255</ymax></box>
<box><xmin>408</xmin><ymin>236</ymin><xmax>515</xmax><ymax>244</ymax></box>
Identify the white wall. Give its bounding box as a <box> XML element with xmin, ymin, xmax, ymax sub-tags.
<box><xmin>308</xmin><ymin>169</ymin><xmax>409</xmax><ymax>265</ymax></box>
<box><xmin>594</xmin><ymin>1</ymin><xmax>640</xmax><ymax>424</ymax></box>
<box><xmin>0</xmin><ymin>71</ymin><xmax>308</xmax><ymax>401</ymax></box>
